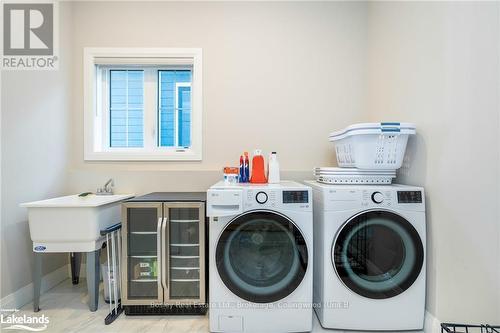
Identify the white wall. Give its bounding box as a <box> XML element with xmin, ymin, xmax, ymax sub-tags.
<box><xmin>0</xmin><ymin>3</ymin><xmax>73</xmax><ymax>299</ymax></box>
<box><xmin>367</xmin><ymin>1</ymin><xmax>500</xmax><ymax>322</ymax></box>
<box><xmin>67</xmin><ymin>1</ymin><xmax>369</xmax><ymax>194</ymax></box>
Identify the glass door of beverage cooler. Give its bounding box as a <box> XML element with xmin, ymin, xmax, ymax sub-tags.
<box><xmin>122</xmin><ymin>202</ymin><xmax>163</xmax><ymax>305</ymax></box>
<box><xmin>163</xmin><ymin>202</ymin><xmax>205</xmax><ymax>304</ymax></box>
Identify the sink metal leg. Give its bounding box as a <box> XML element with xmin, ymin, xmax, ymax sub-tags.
<box><xmin>70</xmin><ymin>252</ymin><xmax>81</xmax><ymax>285</ymax></box>
<box><xmin>86</xmin><ymin>250</ymin><xmax>100</xmax><ymax>312</ymax></box>
<box><xmin>33</xmin><ymin>252</ymin><xmax>42</xmax><ymax>312</ymax></box>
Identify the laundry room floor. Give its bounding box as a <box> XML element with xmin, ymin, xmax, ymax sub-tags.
<box><xmin>12</xmin><ymin>279</ymin><xmax>424</xmax><ymax>333</ymax></box>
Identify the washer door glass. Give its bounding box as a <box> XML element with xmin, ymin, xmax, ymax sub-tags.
<box><xmin>216</xmin><ymin>211</ymin><xmax>308</xmax><ymax>303</ymax></box>
<box><xmin>333</xmin><ymin>210</ymin><xmax>424</xmax><ymax>299</ymax></box>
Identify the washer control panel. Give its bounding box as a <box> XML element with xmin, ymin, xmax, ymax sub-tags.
<box><xmin>244</xmin><ymin>188</ymin><xmax>311</xmax><ymax>211</ymax></box>
<box><xmin>247</xmin><ymin>189</ymin><xmax>278</xmax><ymax>209</ymax></box>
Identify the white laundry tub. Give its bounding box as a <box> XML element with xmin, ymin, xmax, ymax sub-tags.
<box><xmin>21</xmin><ymin>194</ymin><xmax>134</xmax><ymax>252</ymax></box>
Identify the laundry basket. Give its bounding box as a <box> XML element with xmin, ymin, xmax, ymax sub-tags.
<box><xmin>329</xmin><ymin>122</ymin><xmax>416</xmax><ymax>170</ymax></box>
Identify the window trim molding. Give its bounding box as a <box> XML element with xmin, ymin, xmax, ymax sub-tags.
<box><xmin>173</xmin><ymin>81</ymin><xmax>191</xmax><ymax>147</ymax></box>
<box><xmin>83</xmin><ymin>47</ymin><xmax>202</xmax><ymax>161</ymax></box>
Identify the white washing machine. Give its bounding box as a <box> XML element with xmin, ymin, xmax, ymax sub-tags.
<box><xmin>305</xmin><ymin>181</ymin><xmax>426</xmax><ymax>331</ymax></box>
<box><xmin>207</xmin><ymin>181</ymin><xmax>313</xmax><ymax>333</ymax></box>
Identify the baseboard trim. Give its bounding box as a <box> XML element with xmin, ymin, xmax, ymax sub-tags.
<box><xmin>0</xmin><ymin>265</ymin><xmax>69</xmax><ymax>310</ymax></box>
<box><xmin>425</xmin><ymin>310</ymin><xmax>441</xmax><ymax>333</ymax></box>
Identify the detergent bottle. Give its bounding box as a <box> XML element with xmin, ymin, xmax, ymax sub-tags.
<box><xmin>250</xmin><ymin>149</ymin><xmax>267</xmax><ymax>183</ymax></box>
<box><xmin>267</xmin><ymin>152</ymin><xmax>280</xmax><ymax>184</ymax></box>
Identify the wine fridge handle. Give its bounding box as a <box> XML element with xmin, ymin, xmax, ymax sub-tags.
<box><xmin>161</xmin><ymin>217</ymin><xmax>168</xmax><ymax>294</ymax></box>
<box><xmin>157</xmin><ymin>217</ymin><xmax>163</xmax><ymax>292</ymax></box>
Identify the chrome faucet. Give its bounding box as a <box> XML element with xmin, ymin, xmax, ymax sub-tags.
<box><xmin>96</xmin><ymin>178</ymin><xmax>114</xmax><ymax>195</ymax></box>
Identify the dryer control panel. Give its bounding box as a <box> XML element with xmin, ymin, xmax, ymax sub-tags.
<box><xmin>362</xmin><ymin>189</ymin><xmax>424</xmax><ymax>207</ymax></box>
<box><xmin>311</xmin><ymin>183</ymin><xmax>425</xmax><ymax>212</ymax></box>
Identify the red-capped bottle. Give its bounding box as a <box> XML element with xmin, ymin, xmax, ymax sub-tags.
<box><xmin>250</xmin><ymin>149</ymin><xmax>267</xmax><ymax>183</ymax></box>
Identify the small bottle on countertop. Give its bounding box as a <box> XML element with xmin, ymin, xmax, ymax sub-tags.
<box><xmin>267</xmin><ymin>152</ymin><xmax>280</xmax><ymax>184</ymax></box>
<box><xmin>243</xmin><ymin>152</ymin><xmax>250</xmax><ymax>183</ymax></box>
<box><xmin>224</xmin><ymin>167</ymin><xmax>239</xmax><ymax>185</ymax></box>
<box><xmin>239</xmin><ymin>155</ymin><xmax>245</xmax><ymax>183</ymax></box>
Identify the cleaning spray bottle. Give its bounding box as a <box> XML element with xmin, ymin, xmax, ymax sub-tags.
<box><xmin>239</xmin><ymin>155</ymin><xmax>245</xmax><ymax>183</ymax></box>
<box><xmin>243</xmin><ymin>152</ymin><xmax>250</xmax><ymax>183</ymax></box>
<box><xmin>250</xmin><ymin>149</ymin><xmax>267</xmax><ymax>183</ymax></box>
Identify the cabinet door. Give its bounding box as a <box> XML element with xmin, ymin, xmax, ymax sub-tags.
<box><xmin>163</xmin><ymin>202</ymin><xmax>205</xmax><ymax>304</ymax></box>
<box><xmin>122</xmin><ymin>203</ymin><xmax>163</xmax><ymax>305</ymax></box>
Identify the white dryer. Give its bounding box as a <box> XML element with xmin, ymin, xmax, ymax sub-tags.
<box><xmin>305</xmin><ymin>181</ymin><xmax>426</xmax><ymax>331</ymax></box>
<box><xmin>207</xmin><ymin>181</ymin><xmax>313</xmax><ymax>333</ymax></box>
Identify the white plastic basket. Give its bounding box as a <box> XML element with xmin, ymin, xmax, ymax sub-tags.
<box><xmin>329</xmin><ymin>122</ymin><xmax>416</xmax><ymax>170</ymax></box>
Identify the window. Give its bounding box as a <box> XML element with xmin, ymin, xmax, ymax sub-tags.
<box><xmin>84</xmin><ymin>48</ymin><xmax>202</xmax><ymax>161</ymax></box>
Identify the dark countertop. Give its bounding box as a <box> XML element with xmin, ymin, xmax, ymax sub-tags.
<box><xmin>126</xmin><ymin>192</ymin><xmax>206</xmax><ymax>202</ymax></box>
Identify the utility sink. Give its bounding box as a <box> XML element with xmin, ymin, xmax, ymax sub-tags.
<box><xmin>21</xmin><ymin>194</ymin><xmax>134</xmax><ymax>252</ymax></box>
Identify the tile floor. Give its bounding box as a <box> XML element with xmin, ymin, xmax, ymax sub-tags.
<box><xmin>7</xmin><ymin>279</ymin><xmax>423</xmax><ymax>333</ymax></box>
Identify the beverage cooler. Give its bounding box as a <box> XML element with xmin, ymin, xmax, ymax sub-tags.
<box><xmin>121</xmin><ymin>192</ymin><xmax>207</xmax><ymax>315</ymax></box>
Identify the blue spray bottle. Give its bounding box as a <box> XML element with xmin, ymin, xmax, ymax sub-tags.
<box><xmin>239</xmin><ymin>155</ymin><xmax>244</xmax><ymax>183</ymax></box>
<box><xmin>243</xmin><ymin>152</ymin><xmax>250</xmax><ymax>183</ymax></box>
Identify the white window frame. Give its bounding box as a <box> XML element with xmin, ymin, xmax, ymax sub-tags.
<box><xmin>84</xmin><ymin>48</ymin><xmax>202</xmax><ymax>161</ymax></box>
<box><xmin>172</xmin><ymin>81</ymin><xmax>192</xmax><ymax>147</ymax></box>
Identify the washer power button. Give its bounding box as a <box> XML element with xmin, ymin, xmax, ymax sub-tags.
<box><xmin>256</xmin><ymin>191</ymin><xmax>268</xmax><ymax>204</ymax></box>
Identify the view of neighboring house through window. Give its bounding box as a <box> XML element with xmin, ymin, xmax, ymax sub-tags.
<box><xmin>158</xmin><ymin>70</ymin><xmax>192</xmax><ymax>147</ymax></box>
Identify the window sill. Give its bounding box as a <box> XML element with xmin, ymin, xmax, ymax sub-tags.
<box><xmin>84</xmin><ymin>149</ymin><xmax>202</xmax><ymax>161</ymax></box>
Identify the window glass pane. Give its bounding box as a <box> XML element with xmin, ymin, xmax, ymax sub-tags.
<box><xmin>158</xmin><ymin>70</ymin><xmax>192</xmax><ymax>147</ymax></box>
<box><xmin>110</xmin><ymin>70</ymin><xmax>144</xmax><ymax>147</ymax></box>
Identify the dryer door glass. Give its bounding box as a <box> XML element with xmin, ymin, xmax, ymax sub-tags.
<box><xmin>216</xmin><ymin>211</ymin><xmax>308</xmax><ymax>303</ymax></box>
<box><xmin>332</xmin><ymin>210</ymin><xmax>424</xmax><ymax>299</ymax></box>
